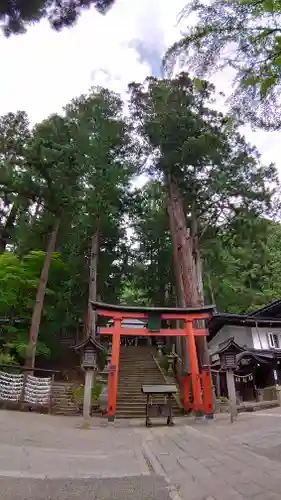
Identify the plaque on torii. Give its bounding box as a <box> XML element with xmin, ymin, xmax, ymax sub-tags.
<box><xmin>91</xmin><ymin>301</ymin><xmax>215</xmax><ymax>422</ymax></box>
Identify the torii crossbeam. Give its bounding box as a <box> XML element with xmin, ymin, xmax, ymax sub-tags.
<box><xmin>91</xmin><ymin>301</ymin><xmax>215</xmax><ymax>421</ymax></box>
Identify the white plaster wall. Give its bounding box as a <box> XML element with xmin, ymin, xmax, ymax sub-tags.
<box><xmin>251</xmin><ymin>326</ymin><xmax>281</xmax><ymax>350</ymax></box>
<box><xmin>208</xmin><ymin>325</ymin><xmax>253</xmax><ymax>354</ymax></box>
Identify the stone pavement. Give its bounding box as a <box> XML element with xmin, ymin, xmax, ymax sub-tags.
<box><xmin>1</xmin><ymin>409</ymin><xmax>281</xmax><ymax>499</ymax></box>
<box><xmin>142</xmin><ymin>414</ymin><xmax>281</xmax><ymax>500</ymax></box>
<box><xmin>0</xmin><ymin>476</ymin><xmax>171</xmax><ymax>500</ymax></box>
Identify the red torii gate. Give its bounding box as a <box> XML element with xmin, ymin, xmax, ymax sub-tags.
<box><xmin>91</xmin><ymin>301</ymin><xmax>215</xmax><ymax>421</ymax></box>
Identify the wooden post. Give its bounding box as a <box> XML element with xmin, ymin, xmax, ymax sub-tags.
<box><xmin>83</xmin><ymin>369</ymin><xmax>93</xmax><ymax>420</ymax></box>
<box><xmin>226</xmin><ymin>368</ymin><xmax>237</xmax><ymax>423</ymax></box>
<box><xmin>20</xmin><ymin>372</ymin><xmax>28</xmax><ymax>405</ymax></box>
<box><xmin>215</xmin><ymin>371</ymin><xmax>221</xmax><ymax>398</ymax></box>
<box><xmin>49</xmin><ymin>373</ymin><xmax>55</xmax><ymax>414</ymax></box>
<box><xmin>202</xmin><ymin>368</ymin><xmax>213</xmax><ymax>418</ymax></box>
<box><xmin>183</xmin><ymin>373</ymin><xmax>191</xmax><ymax>412</ymax></box>
<box><xmin>108</xmin><ymin>319</ymin><xmax>121</xmax><ymax>422</ymax></box>
<box><xmin>185</xmin><ymin>320</ymin><xmax>202</xmax><ymax>413</ymax></box>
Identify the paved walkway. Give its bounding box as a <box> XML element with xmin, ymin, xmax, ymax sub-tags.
<box><xmin>1</xmin><ymin>409</ymin><xmax>281</xmax><ymax>499</ymax></box>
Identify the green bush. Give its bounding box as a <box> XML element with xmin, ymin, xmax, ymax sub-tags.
<box><xmin>72</xmin><ymin>380</ymin><xmax>103</xmax><ymax>404</ymax></box>
<box><xmin>161</xmin><ymin>345</ymin><xmax>172</xmax><ymax>356</ymax></box>
<box><xmin>98</xmin><ymin>349</ymin><xmax>108</xmax><ymax>371</ymax></box>
<box><xmin>159</xmin><ymin>356</ymin><xmax>169</xmax><ymax>373</ymax></box>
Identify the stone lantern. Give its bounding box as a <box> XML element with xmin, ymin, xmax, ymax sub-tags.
<box><xmin>220</xmin><ymin>351</ymin><xmax>237</xmax><ymax>371</ymax></box>
<box><xmin>74</xmin><ymin>336</ymin><xmax>105</xmax><ymax>420</ymax></box>
<box><xmin>167</xmin><ymin>352</ymin><xmax>177</xmax><ymax>375</ymax></box>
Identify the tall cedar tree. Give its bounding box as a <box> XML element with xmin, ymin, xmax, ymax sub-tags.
<box><xmin>128</xmin><ymin>72</ymin><xmax>278</xmax><ymax>364</ymax></box>
<box><xmin>164</xmin><ymin>0</ymin><xmax>281</xmax><ymax>129</ymax></box>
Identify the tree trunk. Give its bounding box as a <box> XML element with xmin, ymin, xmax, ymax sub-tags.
<box><xmin>26</xmin><ymin>218</ymin><xmax>60</xmax><ymax>370</ymax></box>
<box><xmin>167</xmin><ymin>198</ymin><xmax>185</xmax><ymax>306</ymax></box>
<box><xmin>167</xmin><ymin>195</ymin><xmax>187</xmax><ymax>365</ymax></box>
<box><xmin>191</xmin><ymin>205</ymin><xmax>210</xmax><ymax>366</ymax></box>
<box><xmin>168</xmin><ymin>175</ymin><xmax>198</xmax><ymax>302</ymax></box>
<box><xmin>166</xmin><ymin>173</ymin><xmax>209</xmax><ymax>368</ymax></box>
<box><xmin>87</xmin><ymin>228</ymin><xmax>99</xmax><ymax>338</ymax></box>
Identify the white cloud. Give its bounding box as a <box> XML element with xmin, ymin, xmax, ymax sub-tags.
<box><xmin>0</xmin><ymin>0</ymin><xmax>185</xmax><ymax>123</ymax></box>
<box><xmin>0</xmin><ymin>0</ymin><xmax>279</xmax><ymax>174</ymax></box>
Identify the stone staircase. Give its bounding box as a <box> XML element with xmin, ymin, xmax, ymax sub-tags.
<box><xmin>51</xmin><ymin>381</ymin><xmax>77</xmax><ymax>416</ymax></box>
<box><xmin>116</xmin><ymin>345</ymin><xmax>182</xmax><ymax>418</ymax></box>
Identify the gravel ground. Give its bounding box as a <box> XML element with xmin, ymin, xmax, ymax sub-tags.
<box><xmin>0</xmin><ymin>475</ymin><xmax>171</xmax><ymax>500</ymax></box>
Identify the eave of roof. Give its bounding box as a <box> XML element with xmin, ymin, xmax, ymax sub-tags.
<box><xmin>91</xmin><ymin>301</ymin><xmax>215</xmax><ymax>315</ymax></box>
<box><xmin>73</xmin><ymin>335</ymin><xmax>105</xmax><ymax>352</ymax></box>
<box><xmin>208</xmin><ymin>312</ymin><xmax>281</xmax><ymax>341</ymax></box>
<box><xmin>249</xmin><ymin>298</ymin><xmax>281</xmax><ymax>318</ymax></box>
<box><xmin>212</xmin><ymin>337</ymin><xmax>246</xmax><ymax>355</ymax></box>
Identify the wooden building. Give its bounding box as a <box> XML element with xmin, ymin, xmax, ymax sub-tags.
<box><xmin>208</xmin><ymin>300</ymin><xmax>281</xmax><ymax>403</ymax></box>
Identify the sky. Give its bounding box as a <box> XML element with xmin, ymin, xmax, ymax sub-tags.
<box><xmin>0</xmin><ymin>0</ymin><xmax>279</xmax><ymax>175</ymax></box>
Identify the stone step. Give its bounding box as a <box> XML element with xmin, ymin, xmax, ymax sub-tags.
<box><xmin>119</xmin><ymin>373</ymin><xmax>158</xmax><ymax>376</ymax></box>
<box><xmin>114</xmin><ymin>346</ymin><xmax>181</xmax><ymax>418</ymax></box>
<box><xmin>52</xmin><ymin>410</ymin><xmax>77</xmax><ymax>415</ymax></box>
<box><xmin>53</xmin><ymin>407</ymin><xmax>77</xmax><ymax>411</ymax></box>
<box><xmin>117</xmin><ymin>403</ymin><xmax>182</xmax><ymax>410</ymax></box>
<box><xmin>118</xmin><ymin>373</ymin><xmax>166</xmax><ymax>384</ymax></box>
<box><xmin>119</xmin><ymin>375</ymin><xmax>164</xmax><ymax>379</ymax></box>
<box><xmin>51</xmin><ymin>382</ymin><xmax>77</xmax><ymax>415</ymax></box>
<box><xmin>119</xmin><ymin>369</ymin><xmax>158</xmax><ymax>372</ymax></box>
<box><xmin>119</xmin><ymin>368</ymin><xmax>160</xmax><ymax>372</ymax></box>
<box><xmin>118</xmin><ymin>384</ymin><xmax>164</xmax><ymax>388</ymax></box>
<box><xmin>119</xmin><ymin>376</ymin><xmax>158</xmax><ymax>379</ymax></box>
<box><xmin>117</xmin><ymin>397</ymin><xmax>164</xmax><ymax>401</ymax></box>
<box><xmin>118</xmin><ymin>381</ymin><xmax>164</xmax><ymax>385</ymax></box>
<box><xmin>115</xmin><ymin>410</ymin><xmax>182</xmax><ymax>418</ymax></box>
<box><xmin>119</xmin><ymin>375</ymin><xmax>164</xmax><ymax>378</ymax></box>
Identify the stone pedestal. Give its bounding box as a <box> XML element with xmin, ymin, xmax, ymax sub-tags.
<box><xmin>257</xmin><ymin>389</ymin><xmax>264</xmax><ymax>402</ymax></box>
<box><xmin>276</xmin><ymin>385</ymin><xmax>281</xmax><ymax>406</ymax></box>
<box><xmin>98</xmin><ymin>351</ymin><xmax>110</xmax><ymax>415</ymax></box>
<box><xmin>226</xmin><ymin>368</ymin><xmax>237</xmax><ymax>423</ymax></box>
<box><xmin>83</xmin><ymin>369</ymin><xmax>93</xmax><ymax>420</ymax></box>
<box><xmin>167</xmin><ymin>354</ymin><xmax>175</xmax><ymax>375</ymax></box>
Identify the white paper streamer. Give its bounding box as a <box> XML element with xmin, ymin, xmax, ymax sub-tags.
<box><xmin>234</xmin><ymin>373</ymin><xmax>253</xmax><ymax>382</ymax></box>
<box><xmin>0</xmin><ymin>372</ymin><xmax>23</xmax><ymax>401</ymax></box>
<box><xmin>24</xmin><ymin>375</ymin><xmax>51</xmax><ymax>405</ymax></box>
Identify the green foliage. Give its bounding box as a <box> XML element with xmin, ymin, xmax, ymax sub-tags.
<box><xmin>159</xmin><ymin>356</ymin><xmax>169</xmax><ymax>373</ymax></box>
<box><xmin>0</xmin><ymin>250</ymin><xmax>65</xmax><ymax>362</ymax></box>
<box><xmin>0</xmin><ymin>85</ymin><xmax>137</xmax><ymax>364</ymax></box>
<box><xmin>0</xmin><ymin>0</ymin><xmax>116</xmax><ymax>36</ymax></box>
<box><xmin>1</xmin><ymin>74</ymin><xmax>281</xmax><ymax>370</ymax></box>
<box><xmin>127</xmin><ymin>73</ymin><xmax>279</xmax><ymax>313</ymax></box>
<box><xmin>120</xmin><ymin>181</ymin><xmax>174</xmax><ymax>307</ymax></box>
<box><xmin>163</xmin><ymin>0</ymin><xmax>281</xmax><ymax>129</ymax></box>
<box><xmin>0</xmin><ymin>350</ymin><xmax>16</xmax><ymax>365</ymax></box>
<box><xmin>71</xmin><ymin>381</ymin><xmax>103</xmax><ymax>404</ymax></box>
<box><xmin>129</xmin><ymin>73</ymin><xmax>277</xmax><ymax>218</ymax></box>
<box><xmin>0</xmin><ymin>111</ymin><xmax>33</xmax><ymax>252</ymax></box>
